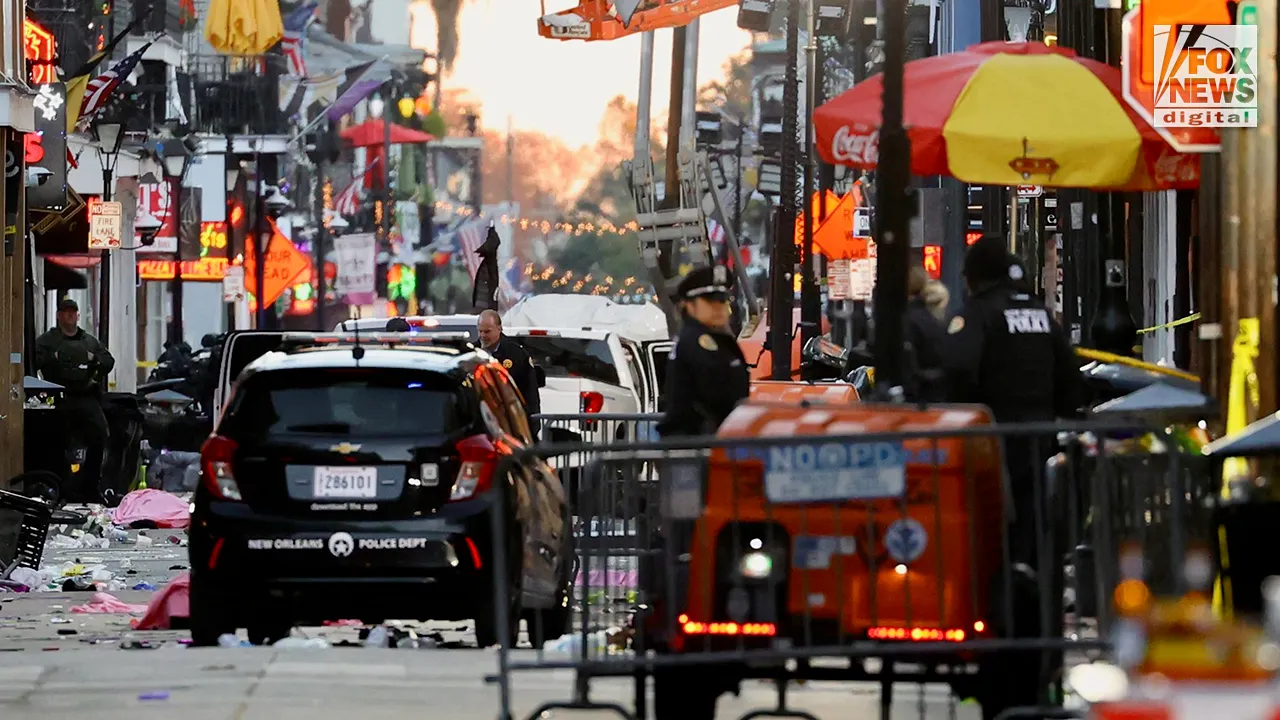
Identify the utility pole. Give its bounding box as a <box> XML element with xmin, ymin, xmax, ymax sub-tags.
<box><xmin>799</xmin><ymin>0</ymin><xmax>823</xmax><ymax>359</ymax></box>
<box><xmin>871</xmin><ymin>0</ymin><xmax>911</xmax><ymax>392</ymax></box>
<box><xmin>769</xmin><ymin>0</ymin><xmax>803</xmax><ymax>380</ymax></box>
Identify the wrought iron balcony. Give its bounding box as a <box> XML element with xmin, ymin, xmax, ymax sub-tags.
<box><xmin>189</xmin><ymin>55</ymin><xmax>287</xmax><ymax>135</ymax></box>
<box><xmin>131</xmin><ymin>0</ymin><xmax>193</xmax><ymax>36</ymax></box>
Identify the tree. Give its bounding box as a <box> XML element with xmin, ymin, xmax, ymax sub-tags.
<box><xmin>574</xmin><ymin>95</ymin><xmax>666</xmax><ymax>220</ymax></box>
<box><xmin>697</xmin><ymin>49</ymin><xmax>754</xmax><ymax>122</ymax></box>
<box><xmin>429</xmin><ymin>0</ymin><xmax>468</xmax><ymax>71</ymax></box>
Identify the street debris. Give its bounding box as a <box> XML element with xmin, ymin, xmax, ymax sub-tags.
<box><xmin>133</xmin><ymin>572</ymin><xmax>189</xmax><ymax>631</ymax></box>
<box><xmin>70</xmin><ymin>592</ymin><xmax>149</xmax><ymax>615</ymax></box>
<box><xmin>111</xmin><ymin>489</ymin><xmax>190</xmax><ymax>529</ymax></box>
<box><xmin>138</xmin><ymin>691</ymin><xmax>170</xmax><ymax>701</ymax></box>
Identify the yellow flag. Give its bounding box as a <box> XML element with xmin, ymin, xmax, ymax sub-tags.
<box><xmin>65</xmin><ymin>74</ymin><xmax>89</xmax><ymax>136</ymax></box>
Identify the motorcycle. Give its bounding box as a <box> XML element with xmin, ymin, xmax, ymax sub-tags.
<box><xmin>138</xmin><ymin>334</ymin><xmax>223</xmax><ymax>453</ymax></box>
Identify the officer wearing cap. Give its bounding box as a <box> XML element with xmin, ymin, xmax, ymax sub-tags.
<box><xmin>656</xmin><ymin>265</ymin><xmax>750</xmax><ymax>437</ymax></box>
<box><xmin>35</xmin><ymin>298</ymin><xmax>116</xmax><ymax>500</ymax></box>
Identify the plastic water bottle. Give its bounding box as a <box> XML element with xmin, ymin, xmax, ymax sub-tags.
<box><xmin>364</xmin><ymin>626</ymin><xmax>389</xmax><ymax>648</ymax></box>
<box><xmin>217</xmin><ymin>634</ymin><xmax>249</xmax><ymax>647</ymax></box>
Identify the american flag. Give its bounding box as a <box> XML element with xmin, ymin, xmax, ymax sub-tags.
<box><xmin>457</xmin><ymin>220</ymin><xmax>487</xmax><ymax>281</ymax></box>
<box><xmin>77</xmin><ymin>42</ymin><xmax>153</xmax><ymax>127</ymax></box>
<box><xmin>281</xmin><ymin>3</ymin><xmax>319</xmax><ymax>78</ymax></box>
<box><xmin>332</xmin><ymin>157</ymin><xmax>380</xmax><ymax>217</ymax></box>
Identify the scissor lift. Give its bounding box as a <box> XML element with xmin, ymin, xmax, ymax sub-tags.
<box><xmin>535</xmin><ymin>0</ymin><xmax>758</xmax><ymax>334</ymax></box>
<box><xmin>537</xmin><ymin>0</ymin><xmax>738</xmax><ymax>41</ymax></box>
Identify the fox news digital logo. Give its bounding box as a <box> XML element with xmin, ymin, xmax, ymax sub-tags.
<box><xmin>1153</xmin><ymin>24</ymin><xmax>1258</xmax><ymax>128</ymax></box>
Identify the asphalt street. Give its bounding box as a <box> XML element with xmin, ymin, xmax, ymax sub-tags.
<box><xmin>0</xmin><ymin>511</ymin><xmax>994</xmax><ymax>719</ymax></box>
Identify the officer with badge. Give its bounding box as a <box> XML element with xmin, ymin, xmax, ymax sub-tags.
<box><xmin>477</xmin><ymin>309</ymin><xmax>542</xmax><ymax>436</ymax></box>
<box><xmin>941</xmin><ymin>235</ymin><xmax>1081</xmax><ymax>720</ymax></box>
<box><xmin>656</xmin><ymin>265</ymin><xmax>751</xmax><ymax>438</ymax></box>
<box><xmin>942</xmin><ymin>235</ymin><xmax>1079</xmax><ymax>422</ymax></box>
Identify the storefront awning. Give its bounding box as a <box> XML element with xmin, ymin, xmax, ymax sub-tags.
<box><xmin>42</xmin><ymin>256</ymin><xmax>91</xmax><ymax>289</ymax></box>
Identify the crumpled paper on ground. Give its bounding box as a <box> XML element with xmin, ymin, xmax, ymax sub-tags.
<box><xmin>111</xmin><ymin>489</ymin><xmax>191</xmax><ymax>529</ymax></box>
<box><xmin>133</xmin><ymin>572</ymin><xmax>190</xmax><ymax>630</ymax></box>
<box><xmin>70</xmin><ymin>592</ymin><xmax>150</xmax><ymax>614</ymax></box>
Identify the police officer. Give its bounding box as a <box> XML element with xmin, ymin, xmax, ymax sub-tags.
<box><xmin>656</xmin><ymin>265</ymin><xmax>751</xmax><ymax>438</ymax></box>
<box><xmin>943</xmin><ymin>236</ymin><xmax>1080</xmax><ymax>718</ymax></box>
<box><xmin>942</xmin><ymin>235</ymin><xmax>1080</xmax><ymax>422</ymax></box>
<box><xmin>476</xmin><ymin>309</ymin><xmax>541</xmax><ymax>436</ymax></box>
<box><xmin>34</xmin><ymin>298</ymin><xmax>116</xmax><ymax>501</ymax></box>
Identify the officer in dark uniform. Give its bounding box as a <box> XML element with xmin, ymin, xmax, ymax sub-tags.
<box><xmin>942</xmin><ymin>236</ymin><xmax>1080</xmax><ymax>716</ymax></box>
<box><xmin>477</xmin><ymin>309</ymin><xmax>541</xmax><ymax>437</ymax></box>
<box><xmin>34</xmin><ymin>298</ymin><xmax>116</xmax><ymax>501</ymax></box>
<box><xmin>656</xmin><ymin>265</ymin><xmax>751</xmax><ymax>438</ymax></box>
<box><xmin>384</xmin><ymin>317</ymin><xmax>412</xmax><ymax>332</ymax></box>
<box><xmin>943</xmin><ymin>235</ymin><xmax>1080</xmax><ymax>423</ymax></box>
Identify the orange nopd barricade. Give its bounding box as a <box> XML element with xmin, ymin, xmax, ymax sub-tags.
<box><xmin>748</xmin><ymin>381</ymin><xmax>859</xmax><ymax>405</ymax></box>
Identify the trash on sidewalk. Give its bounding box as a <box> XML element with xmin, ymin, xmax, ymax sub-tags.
<box><xmin>146</xmin><ymin>451</ymin><xmax>201</xmax><ymax>493</ymax></box>
<box><xmin>138</xmin><ymin>691</ymin><xmax>170</xmax><ymax>701</ymax></box>
<box><xmin>542</xmin><ymin>627</ymin><xmax>631</xmax><ymax>655</ymax></box>
<box><xmin>132</xmin><ymin>572</ymin><xmax>189</xmax><ymax>630</ymax></box>
<box><xmin>322</xmin><ymin>619</ymin><xmax>362</xmax><ymax>627</ymax></box>
<box><xmin>70</xmin><ymin>592</ymin><xmax>150</xmax><ymax>614</ymax></box>
<box><xmin>218</xmin><ymin>634</ymin><xmax>250</xmax><ymax>647</ymax></box>
<box><xmin>273</xmin><ymin>636</ymin><xmax>330</xmax><ymax>649</ymax></box>
<box><xmin>111</xmin><ymin>489</ymin><xmax>191</xmax><ymax>529</ymax></box>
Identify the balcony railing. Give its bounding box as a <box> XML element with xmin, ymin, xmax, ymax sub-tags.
<box><xmin>132</xmin><ymin>0</ymin><xmax>190</xmax><ymax>36</ymax></box>
<box><xmin>189</xmin><ymin>55</ymin><xmax>287</xmax><ymax>135</ymax></box>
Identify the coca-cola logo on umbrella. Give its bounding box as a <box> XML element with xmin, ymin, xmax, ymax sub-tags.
<box><xmin>831</xmin><ymin>126</ymin><xmax>879</xmax><ymax>166</ymax></box>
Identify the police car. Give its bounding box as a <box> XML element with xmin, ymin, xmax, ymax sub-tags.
<box><xmin>189</xmin><ymin>332</ymin><xmax>573</xmax><ymax>648</ymax></box>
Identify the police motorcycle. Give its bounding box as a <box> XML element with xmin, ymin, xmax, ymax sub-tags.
<box><xmin>799</xmin><ymin>335</ymin><xmax>879</xmax><ymax>395</ymax></box>
<box><xmin>139</xmin><ymin>334</ymin><xmax>224</xmax><ymax>452</ymax></box>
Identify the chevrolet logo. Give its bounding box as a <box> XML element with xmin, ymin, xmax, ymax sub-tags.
<box><xmin>329</xmin><ymin>442</ymin><xmax>362</xmax><ymax>454</ymax></box>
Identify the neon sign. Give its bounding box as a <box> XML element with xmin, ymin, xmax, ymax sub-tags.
<box><xmin>138</xmin><ymin>257</ymin><xmax>230</xmax><ymax>281</ymax></box>
<box><xmin>24</xmin><ymin>20</ymin><xmax>57</xmax><ymax>85</ymax></box>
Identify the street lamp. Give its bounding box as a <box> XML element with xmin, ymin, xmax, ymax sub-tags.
<box><xmin>92</xmin><ymin>121</ymin><xmax>126</xmax><ymax>346</ymax></box>
<box><xmin>150</xmin><ymin>136</ymin><xmax>196</xmax><ymax>347</ymax></box>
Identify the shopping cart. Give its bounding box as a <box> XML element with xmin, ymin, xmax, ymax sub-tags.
<box><xmin>487</xmin><ymin>403</ymin><xmax>1212</xmax><ymax>720</ymax></box>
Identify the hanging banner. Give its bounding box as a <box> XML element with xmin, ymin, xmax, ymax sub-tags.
<box><xmin>334</xmin><ymin>233</ymin><xmax>377</xmax><ymax>296</ymax></box>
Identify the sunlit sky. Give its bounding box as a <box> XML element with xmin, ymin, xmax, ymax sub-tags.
<box><xmin>371</xmin><ymin>0</ymin><xmax>753</xmax><ymax>149</ymax></box>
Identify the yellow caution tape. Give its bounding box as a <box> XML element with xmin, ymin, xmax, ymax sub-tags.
<box><xmin>137</xmin><ymin>361</ymin><xmax>159</xmax><ymax>368</ymax></box>
<box><xmin>1214</xmin><ymin>317</ymin><xmax>1260</xmax><ymax>620</ymax></box>
<box><xmin>1136</xmin><ymin>312</ymin><xmax>1201</xmax><ymax>335</ymax></box>
<box><xmin>1222</xmin><ymin>318</ymin><xmax>1259</xmax><ymax>494</ymax></box>
<box><xmin>1074</xmin><ymin>347</ymin><xmax>1200</xmax><ymax>383</ymax></box>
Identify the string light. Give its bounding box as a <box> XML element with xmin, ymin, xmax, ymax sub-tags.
<box><xmin>432</xmin><ymin>199</ymin><xmax>641</xmax><ymax>236</ymax></box>
<box><xmin>322</xmin><ymin>180</ymin><xmax>333</xmax><ymax>228</ymax></box>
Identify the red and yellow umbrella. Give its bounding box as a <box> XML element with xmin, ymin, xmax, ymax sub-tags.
<box><xmin>813</xmin><ymin>41</ymin><xmax>1200</xmax><ymax>191</ymax></box>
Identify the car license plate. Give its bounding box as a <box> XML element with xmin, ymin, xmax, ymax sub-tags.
<box><xmin>313</xmin><ymin>467</ymin><xmax>378</xmax><ymax>499</ymax></box>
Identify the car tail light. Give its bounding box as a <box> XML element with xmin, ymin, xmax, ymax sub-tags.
<box><xmin>677</xmin><ymin>614</ymin><xmax>776</xmax><ymax>636</ymax></box>
<box><xmin>580</xmin><ymin>391</ymin><xmax>604</xmax><ymax>430</ymax></box>
<box><xmin>200</xmin><ymin>435</ymin><xmax>242</xmax><ymax>501</ymax></box>
<box><xmin>450</xmin><ymin>435</ymin><xmax>497</xmax><ymax>501</ymax></box>
<box><xmin>867</xmin><ymin>626</ymin><xmax>967</xmax><ymax>642</ymax></box>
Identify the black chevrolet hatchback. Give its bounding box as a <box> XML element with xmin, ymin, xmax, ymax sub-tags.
<box><xmin>188</xmin><ymin>332</ymin><xmax>571</xmax><ymax>648</ymax></box>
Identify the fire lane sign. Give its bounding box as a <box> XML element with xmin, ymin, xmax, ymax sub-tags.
<box><xmin>88</xmin><ymin>200</ymin><xmax>123</xmax><ymax>250</ymax></box>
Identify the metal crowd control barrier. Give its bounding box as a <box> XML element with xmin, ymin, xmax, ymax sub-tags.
<box><xmin>486</xmin><ymin>418</ymin><xmax>1214</xmax><ymax>720</ymax></box>
<box><xmin>533</xmin><ymin>413</ymin><xmax>662</xmax><ymax>638</ymax></box>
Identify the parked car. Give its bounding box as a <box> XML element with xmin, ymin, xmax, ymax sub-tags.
<box><xmin>190</xmin><ymin>331</ymin><xmax>573</xmax><ymax>648</ymax></box>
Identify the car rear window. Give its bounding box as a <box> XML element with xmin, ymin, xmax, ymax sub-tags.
<box><xmin>223</xmin><ymin>368</ymin><xmax>469</xmax><ymax>440</ymax></box>
<box><xmin>516</xmin><ymin>337</ymin><xmax>619</xmax><ymax>386</ymax></box>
